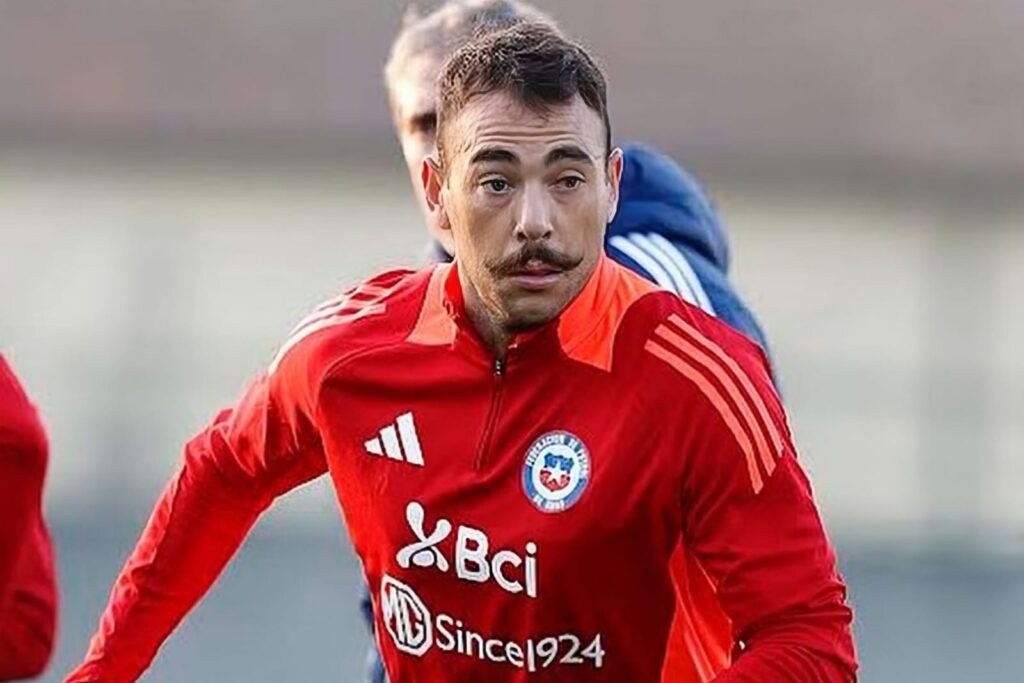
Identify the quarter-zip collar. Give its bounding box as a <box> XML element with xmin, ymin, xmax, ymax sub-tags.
<box><xmin>406</xmin><ymin>254</ymin><xmax>655</xmax><ymax>373</ymax></box>
<box><xmin>436</xmin><ymin>255</ymin><xmax>620</xmax><ymax>366</ymax></box>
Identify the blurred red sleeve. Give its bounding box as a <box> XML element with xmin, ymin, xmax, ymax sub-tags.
<box><xmin>0</xmin><ymin>354</ymin><xmax>57</xmax><ymax>681</ymax></box>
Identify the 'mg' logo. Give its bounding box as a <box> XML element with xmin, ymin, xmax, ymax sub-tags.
<box><xmin>381</xmin><ymin>574</ymin><xmax>433</xmax><ymax>656</ymax></box>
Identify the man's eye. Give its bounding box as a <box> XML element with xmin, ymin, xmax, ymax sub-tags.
<box><xmin>483</xmin><ymin>179</ymin><xmax>510</xmax><ymax>193</ymax></box>
<box><xmin>559</xmin><ymin>176</ymin><xmax>584</xmax><ymax>189</ymax></box>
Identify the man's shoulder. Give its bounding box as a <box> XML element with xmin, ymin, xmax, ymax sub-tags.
<box><xmin>604</xmin><ymin>221</ymin><xmax>772</xmax><ymax>363</ymax></box>
<box><xmin>268</xmin><ymin>266</ymin><xmax>435</xmax><ymax>380</ymax></box>
<box><xmin>611</xmin><ymin>270</ymin><xmax>772</xmax><ymax>398</ymax></box>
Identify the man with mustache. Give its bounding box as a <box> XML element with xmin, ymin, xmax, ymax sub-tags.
<box><xmin>368</xmin><ymin>2</ymin><xmax>775</xmax><ymax>681</ymax></box>
<box><xmin>67</xmin><ymin>21</ymin><xmax>855</xmax><ymax>683</ymax></box>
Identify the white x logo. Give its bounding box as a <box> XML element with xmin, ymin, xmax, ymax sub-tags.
<box><xmin>396</xmin><ymin>501</ymin><xmax>452</xmax><ymax>571</ymax></box>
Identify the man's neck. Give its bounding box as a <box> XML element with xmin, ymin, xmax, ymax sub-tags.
<box><xmin>460</xmin><ymin>275</ymin><xmax>512</xmax><ymax>359</ymax></box>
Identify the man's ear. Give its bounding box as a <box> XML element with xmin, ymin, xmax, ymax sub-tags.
<box><xmin>605</xmin><ymin>147</ymin><xmax>624</xmax><ymax>225</ymax></box>
<box><xmin>422</xmin><ymin>154</ymin><xmax>451</xmax><ymax>233</ymax></box>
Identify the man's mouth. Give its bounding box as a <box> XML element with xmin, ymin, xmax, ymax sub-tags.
<box><xmin>507</xmin><ymin>260</ymin><xmax>566</xmax><ymax>290</ymax></box>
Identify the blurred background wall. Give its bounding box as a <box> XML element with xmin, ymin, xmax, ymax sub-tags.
<box><xmin>0</xmin><ymin>1</ymin><xmax>1022</xmax><ymax>680</ymax></box>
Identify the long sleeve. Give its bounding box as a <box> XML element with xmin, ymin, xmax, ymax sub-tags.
<box><xmin>0</xmin><ymin>518</ymin><xmax>57</xmax><ymax>681</ymax></box>
<box><xmin>66</xmin><ymin>353</ymin><xmax>329</xmax><ymax>683</ymax></box>
<box><xmin>0</xmin><ymin>355</ymin><xmax>57</xmax><ymax>680</ymax></box>
<box><xmin>676</xmin><ymin>333</ymin><xmax>857</xmax><ymax>682</ymax></box>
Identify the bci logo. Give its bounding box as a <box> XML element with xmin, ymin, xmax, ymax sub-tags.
<box><xmin>395</xmin><ymin>501</ymin><xmax>539</xmax><ymax>598</ymax></box>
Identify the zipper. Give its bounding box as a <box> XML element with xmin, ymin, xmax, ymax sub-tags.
<box><xmin>473</xmin><ymin>357</ymin><xmax>506</xmax><ymax>470</ymax></box>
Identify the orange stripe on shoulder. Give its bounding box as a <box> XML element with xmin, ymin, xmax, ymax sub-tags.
<box><xmin>269</xmin><ymin>272</ymin><xmax>414</xmax><ymax>376</ymax></box>
<box><xmin>559</xmin><ymin>259</ymin><xmax>661</xmax><ymax>372</ymax></box>
<box><xmin>406</xmin><ymin>264</ymin><xmax>457</xmax><ymax>346</ymax></box>
<box><xmin>645</xmin><ymin>340</ymin><xmax>764</xmax><ymax>494</ymax></box>
<box><xmin>654</xmin><ymin>323</ymin><xmax>776</xmax><ymax>479</ymax></box>
<box><xmin>289</xmin><ymin>283</ymin><xmax>391</xmax><ymax>338</ymax></box>
<box><xmin>667</xmin><ymin>314</ymin><xmax>784</xmax><ymax>460</ymax></box>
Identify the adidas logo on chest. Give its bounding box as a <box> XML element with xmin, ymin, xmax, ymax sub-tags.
<box><xmin>365</xmin><ymin>412</ymin><xmax>424</xmax><ymax>466</ymax></box>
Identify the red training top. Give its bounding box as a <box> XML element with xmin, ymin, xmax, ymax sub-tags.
<box><xmin>68</xmin><ymin>257</ymin><xmax>856</xmax><ymax>682</ymax></box>
<box><xmin>0</xmin><ymin>354</ymin><xmax>57</xmax><ymax>681</ymax></box>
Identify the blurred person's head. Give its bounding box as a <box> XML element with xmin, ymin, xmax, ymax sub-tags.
<box><xmin>385</xmin><ymin>0</ymin><xmax>557</xmax><ymax>253</ymax></box>
<box><xmin>421</xmin><ymin>23</ymin><xmax>622</xmax><ymax>348</ymax></box>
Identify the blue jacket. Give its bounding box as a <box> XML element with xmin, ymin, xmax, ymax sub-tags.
<box><xmin>364</xmin><ymin>143</ymin><xmax>773</xmax><ymax>683</ymax></box>
<box><xmin>606</xmin><ymin>143</ymin><xmax>769</xmax><ymax>354</ymax></box>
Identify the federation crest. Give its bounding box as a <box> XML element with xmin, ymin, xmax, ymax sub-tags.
<box><xmin>522</xmin><ymin>431</ymin><xmax>591</xmax><ymax>513</ymax></box>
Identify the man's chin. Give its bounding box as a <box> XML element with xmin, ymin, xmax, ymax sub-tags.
<box><xmin>501</xmin><ymin>295</ymin><xmax>568</xmax><ymax>335</ymax></box>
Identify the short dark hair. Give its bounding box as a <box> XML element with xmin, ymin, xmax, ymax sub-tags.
<box><xmin>436</xmin><ymin>22</ymin><xmax>611</xmax><ymax>165</ymax></box>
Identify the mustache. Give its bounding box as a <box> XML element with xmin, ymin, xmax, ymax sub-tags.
<box><xmin>487</xmin><ymin>243</ymin><xmax>583</xmax><ymax>277</ymax></box>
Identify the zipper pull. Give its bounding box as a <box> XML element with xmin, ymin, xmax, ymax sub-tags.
<box><xmin>493</xmin><ymin>357</ymin><xmax>505</xmax><ymax>375</ymax></box>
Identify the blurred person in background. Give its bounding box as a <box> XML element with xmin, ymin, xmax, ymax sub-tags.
<box><xmin>0</xmin><ymin>354</ymin><xmax>57</xmax><ymax>681</ymax></box>
<box><xmin>370</xmin><ymin>1</ymin><xmax>776</xmax><ymax>681</ymax></box>
<box><xmin>65</xmin><ymin>22</ymin><xmax>855</xmax><ymax>682</ymax></box>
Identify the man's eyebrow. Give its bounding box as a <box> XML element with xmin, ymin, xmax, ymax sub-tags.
<box><xmin>470</xmin><ymin>147</ymin><xmax>519</xmax><ymax>165</ymax></box>
<box><xmin>545</xmin><ymin>145</ymin><xmax>595</xmax><ymax>167</ymax></box>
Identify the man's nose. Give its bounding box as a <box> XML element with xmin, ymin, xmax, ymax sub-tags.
<box><xmin>513</xmin><ymin>182</ymin><xmax>554</xmax><ymax>242</ymax></box>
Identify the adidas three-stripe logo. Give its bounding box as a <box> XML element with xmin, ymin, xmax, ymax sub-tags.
<box><xmin>365</xmin><ymin>412</ymin><xmax>424</xmax><ymax>466</ymax></box>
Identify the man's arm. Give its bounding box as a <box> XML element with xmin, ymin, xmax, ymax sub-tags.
<box><xmin>659</xmin><ymin>314</ymin><xmax>857</xmax><ymax>682</ymax></box>
<box><xmin>0</xmin><ymin>355</ymin><xmax>57</xmax><ymax>680</ymax></box>
<box><xmin>0</xmin><ymin>518</ymin><xmax>57</xmax><ymax>681</ymax></box>
<box><xmin>66</xmin><ymin>350</ymin><xmax>329</xmax><ymax>683</ymax></box>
